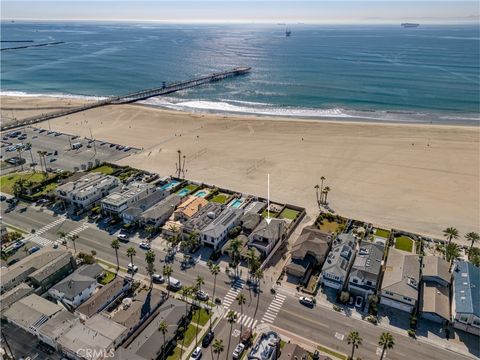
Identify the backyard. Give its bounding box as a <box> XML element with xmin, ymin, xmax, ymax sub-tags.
<box><xmin>99</xmin><ymin>270</ymin><xmax>116</xmax><ymax>285</ymax></box>
<box><xmin>90</xmin><ymin>164</ymin><xmax>115</xmax><ymax>175</ymax></box>
<box><xmin>279</xmin><ymin>208</ymin><xmax>300</xmax><ymax>220</ymax></box>
<box><xmin>316</xmin><ymin>213</ymin><xmax>346</xmax><ymax>233</ymax></box>
<box><xmin>0</xmin><ymin>172</ymin><xmax>54</xmax><ymax>195</ymax></box>
<box><xmin>394</xmin><ymin>235</ymin><xmax>415</xmax><ymax>253</ymax></box>
<box><xmin>210</xmin><ymin>193</ymin><xmax>229</xmax><ymax>204</ymax></box>
<box><xmin>375</xmin><ymin>228</ymin><xmax>391</xmax><ymax>239</ymax></box>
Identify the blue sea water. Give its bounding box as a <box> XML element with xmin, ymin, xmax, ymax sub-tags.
<box><xmin>1</xmin><ymin>22</ymin><xmax>479</xmax><ymax>123</ymax></box>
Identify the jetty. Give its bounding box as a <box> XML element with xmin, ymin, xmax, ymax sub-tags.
<box><xmin>1</xmin><ymin>67</ymin><xmax>251</xmax><ymax>131</ymax></box>
<box><xmin>1</xmin><ymin>41</ymin><xmax>65</xmax><ymax>51</ymax></box>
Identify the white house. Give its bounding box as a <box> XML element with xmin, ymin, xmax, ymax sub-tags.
<box><xmin>101</xmin><ymin>182</ymin><xmax>156</xmax><ymax>215</ymax></box>
<box><xmin>49</xmin><ymin>272</ymin><xmax>97</xmax><ymax>308</ymax></box>
<box><xmin>200</xmin><ymin>207</ymin><xmax>244</xmax><ymax>250</ymax></box>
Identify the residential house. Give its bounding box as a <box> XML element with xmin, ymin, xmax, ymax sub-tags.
<box><xmin>101</xmin><ymin>182</ymin><xmax>157</xmax><ymax>216</ymax></box>
<box><xmin>0</xmin><ymin>283</ymin><xmax>33</xmax><ymax>313</ymax></box>
<box><xmin>248</xmin><ymin>331</ymin><xmax>281</xmax><ymax>360</ymax></box>
<box><xmin>200</xmin><ymin>207</ymin><xmax>244</xmax><ymax>250</ymax></box>
<box><xmin>380</xmin><ymin>248</ymin><xmax>420</xmax><ymax>313</ymax></box>
<box><xmin>286</xmin><ymin>227</ymin><xmax>333</xmax><ymax>280</ymax></box>
<box><xmin>37</xmin><ymin>310</ymin><xmax>79</xmax><ymax>350</ymax></box>
<box><xmin>139</xmin><ymin>194</ymin><xmax>182</xmax><ymax>228</ymax></box>
<box><xmin>348</xmin><ymin>241</ymin><xmax>384</xmax><ymax>300</ymax></box>
<box><xmin>77</xmin><ymin>276</ymin><xmax>131</xmax><ymax>319</ymax></box>
<box><xmin>278</xmin><ymin>343</ymin><xmax>310</xmax><ymax>360</ymax></box>
<box><xmin>3</xmin><ymin>294</ymin><xmax>62</xmax><ymax>335</ymax></box>
<box><xmin>58</xmin><ymin>314</ymin><xmax>128</xmax><ymax>360</ymax></box>
<box><xmin>240</xmin><ymin>212</ymin><xmax>263</xmax><ymax>235</ymax></box>
<box><xmin>77</xmin><ymin>263</ymin><xmax>104</xmax><ymax>280</ymax></box>
<box><xmin>173</xmin><ymin>196</ymin><xmax>209</xmax><ymax>222</ymax></box>
<box><xmin>121</xmin><ymin>189</ymin><xmax>169</xmax><ymax>224</ymax></box>
<box><xmin>0</xmin><ymin>248</ymin><xmax>75</xmax><ymax>293</ymax></box>
<box><xmin>451</xmin><ymin>261</ymin><xmax>480</xmax><ymax>335</ymax></box>
<box><xmin>182</xmin><ymin>202</ymin><xmax>224</xmax><ymax>236</ymax></box>
<box><xmin>55</xmin><ymin>172</ymin><xmax>119</xmax><ymax>211</ymax></box>
<box><xmin>422</xmin><ymin>256</ymin><xmax>451</xmax><ymax>287</ymax></box>
<box><xmin>248</xmin><ymin>218</ymin><xmax>286</xmax><ymax>257</ymax></box>
<box><xmin>321</xmin><ymin>233</ymin><xmax>356</xmax><ymax>290</ymax></box>
<box><xmin>48</xmin><ymin>271</ymin><xmax>98</xmax><ymax>309</ymax></box>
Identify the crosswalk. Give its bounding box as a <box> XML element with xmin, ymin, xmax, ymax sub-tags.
<box><xmin>35</xmin><ymin>216</ymin><xmax>66</xmax><ymax>235</ymax></box>
<box><xmin>223</xmin><ymin>309</ymin><xmax>258</xmax><ymax>330</ymax></box>
<box><xmin>222</xmin><ymin>278</ymin><xmax>245</xmax><ymax>308</ymax></box>
<box><xmin>261</xmin><ymin>292</ymin><xmax>287</xmax><ymax>324</ymax></box>
<box><xmin>24</xmin><ymin>218</ymin><xmax>89</xmax><ymax>248</ymax></box>
<box><xmin>66</xmin><ymin>222</ymin><xmax>89</xmax><ymax>238</ymax></box>
<box><xmin>28</xmin><ymin>234</ymin><xmax>53</xmax><ymax>247</ymax></box>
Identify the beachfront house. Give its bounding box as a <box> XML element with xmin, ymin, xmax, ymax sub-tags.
<box><xmin>121</xmin><ymin>189</ymin><xmax>169</xmax><ymax>224</ymax></box>
<box><xmin>451</xmin><ymin>261</ymin><xmax>480</xmax><ymax>335</ymax></box>
<box><xmin>348</xmin><ymin>241</ymin><xmax>384</xmax><ymax>300</ymax></box>
<box><xmin>200</xmin><ymin>207</ymin><xmax>244</xmax><ymax>250</ymax></box>
<box><xmin>173</xmin><ymin>196</ymin><xmax>209</xmax><ymax>222</ymax></box>
<box><xmin>248</xmin><ymin>218</ymin><xmax>286</xmax><ymax>257</ymax></box>
<box><xmin>139</xmin><ymin>194</ymin><xmax>182</xmax><ymax>228</ymax></box>
<box><xmin>320</xmin><ymin>233</ymin><xmax>356</xmax><ymax>290</ymax></box>
<box><xmin>55</xmin><ymin>172</ymin><xmax>119</xmax><ymax>212</ymax></box>
<box><xmin>379</xmin><ymin>248</ymin><xmax>420</xmax><ymax>313</ymax></box>
<box><xmin>248</xmin><ymin>331</ymin><xmax>281</xmax><ymax>360</ymax></box>
<box><xmin>101</xmin><ymin>182</ymin><xmax>157</xmax><ymax>216</ymax></box>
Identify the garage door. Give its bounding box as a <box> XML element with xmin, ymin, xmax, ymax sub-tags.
<box><xmin>380</xmin><ymin>297</ymin><xmax>412</xmax><ymax>312</ymax></box>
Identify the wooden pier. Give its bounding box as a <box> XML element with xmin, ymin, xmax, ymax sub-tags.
<box><xmin>1</xmin><ymin>67</ymin><xmax>251</xmax><ymax>131</ymax></box>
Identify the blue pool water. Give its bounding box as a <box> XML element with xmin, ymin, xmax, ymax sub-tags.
<box><xmin>160</xmin><ymin>180</ymin><xmax>180</xmax><ymax>191</ymax></box>
<box><xmin>230</xmin><ymin>199</ymin><xmax>243</xmax><ymax>208</ymax></box>
<box><xmin>177</xmin><ymin>188</ymin><xmax>190</xmax><ymax>197</ymax></box>
<box><xmin>194</xmin><ymin>190</ymin><xmax>208</xmax><ymax>198</ymax></box>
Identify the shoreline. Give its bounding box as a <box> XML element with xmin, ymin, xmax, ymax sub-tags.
<box><xmin>1</xmin><ymin>95</ymin><xmax>479</xmax><ymax>240</ymax></box>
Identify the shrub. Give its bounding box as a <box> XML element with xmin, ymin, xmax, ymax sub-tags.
<box><xmin>407</xmin><ymin>329</ymin><xmax>416</xmax><ymax>338</ymax></box>
<box><xmin>339</xmin><ymin>291</ymin><xmax>350</xmax><ymax>304</ymax></box>
<box><xmin>77</xmin><ymin>252</ymin><xmax>95</xmax><ymax>264</ymax></box>
<box><xmin>366</xmin><ymin>315</ymin><xmax>378</xmax><ymax>324</ymax></box>
<box><xmin>333</xmin><ymin>304</ymin><xmax>342</xmax><ymax>312</ymax></box>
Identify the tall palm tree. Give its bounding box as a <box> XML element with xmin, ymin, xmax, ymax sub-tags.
<box><xmin>158</xmin><ymin>320</ymin><xmax>169</xmax><ymax>360</ymax></box>
<box><xmin>226</xmin><ymin>310</ymin><xmax>238</xmax><ymax>360</ymax></box>
<box><xmin>378</xmin><ymin>332</ymin><xmax>394</xmax><ymax>360</ymax></box>
<box><xmin>253</xmin><ymin>268</ymin><xmax>264</xmax><ymax>320</ymax></box>
<box><xmin>188</xmin><ymin>231</ymin><xmax>200</xmax><ymax>252</ymax></box>
<box><xmin>212</xmin><ymin>339</ymin><xmax>224</xmax><ymax>360</ymax></box>
<box><xmin>314</xmin><ymin>184</ymin><xmax>320</xmax><ymax>206</ymax></box>
<box><xmin>320</xmin><ymin>176</ymin><xmax>326</xmax><ymax>202</ymax></box>
<box><xmin>179</xmin><ymin>286</ymin><xmax>192</xmax><ymax>360</ymax></box>
<box><xmin>69</xmin><ymin>234</ymin><xmax>79</xmax><ymax>254</ymax></box>
<box><xmin>246</xmin><ymin>248</ymin><xmax>259</xmax><ymax>282</ymax></box>
<box><xmin>445</xmin><ymin>242</ymin><xmax>461</xmax><ymax>271</ymax></box>
<box><xmin>465</xmin><ymin>232</ymin><xmax>479</xmax><ymax>252</ymax></box>
<box><xmin>347</xmin><ymin>331</ymin><xmax>362</xmax><ymax>360</ymax></box>
<box><xmin>194</xmin><ymin>275</ymin><xmax>205</xmax><ymax>346</ymax></box>
<box><xmin>236</xmin><ymin>293</ymin><xmax>246</xmax><ymax>343</ymax></box>
<box><xmin>145</xmin><ymin>250</ymin><xmax>156</xmax><ymax>288</ymax></box>
<box><xmin>323</xmin><ymin>186</ymin><xmax>331</xmax><ymax>205</ymax></box>
<box><xmin>111</xmin><ymin>239</ymin><xmax>120</xmax><ymax>272</ymax></box>
<box><xmin>228</xmin><ymin>238</ymin><xmax>242</xmax><ymax>277</ymax></box>
<box><xmin>57</xmin><ymin>230</ymin><xmax>68</xmax><ymax>249</ymax></box>
<box><xmin>127</xmin><ymin>247</ymin><xmax>136</xmax><ymax>278</ymax></box>
<box><xmin>36</xmin><ymin>150</ymin><xmax>44</xmax><ymax>173</ymax></box>
<box><xmin>209</xmin><ymin>263</ymin><xmax>220</xmax><ymax>328</ymax></box>
<box><xmin>15</xmin><ymin>148</ymin><xmax>24</xmax><ymax>171</ymax></box>
<box><xmin>25</xmin><ymin>143</ymin><xmax>35</xmax><ymax>171</ymax></box>
<box><xmin>443</xmin><ymin>227</ymin><xmax>459</xmax><ymax>244</ymax></box>
<box><xmin>163</xmin><ymin>264</ymin><xmax>173</xmax><ymax>298</ymax></box>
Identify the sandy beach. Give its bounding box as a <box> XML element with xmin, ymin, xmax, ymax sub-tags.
<box><xmin>2</xmin><ymin>95</ymin><xmax>479</xmax><ymax>241</ymax></box>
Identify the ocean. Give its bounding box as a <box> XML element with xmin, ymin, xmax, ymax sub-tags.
<box><xmin>1</xmin><ymin>21</ymin><xmax>479</xmax><ymax>123</ymax></box>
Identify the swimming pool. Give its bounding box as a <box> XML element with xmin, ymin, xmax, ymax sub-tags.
<box><xmin>177</xmin><ymin>188</ymin><xmax>190</xmax><ymax>197</ymax></box>
<box><xmin>194</xmin><ymin>190</ymin><xmax>208</xmax><ymax>198</ymax></box>
<box><xmin>160</xmin><ymin>180</ymin><xmax>180</xmax><ymax>191</ymax></box>
<box><xmin>230</xmin><ymin>199</ymin><xmax>243</xmax><ymax>208</ymax></box>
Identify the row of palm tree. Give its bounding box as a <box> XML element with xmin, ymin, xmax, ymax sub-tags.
<box><xmin>443</xmin><ymin>227</ymin><xmax>479</xmax><ymax>251</ymax></box>
<box><xmin>347</xmin><ymin>330</ymin><xmax>394</xmax><ymax>360</ymax></box>
<box><xmin>314</xmin><ymin>176</ymin><xmax>331</xmax><ymax>206</ymax></box>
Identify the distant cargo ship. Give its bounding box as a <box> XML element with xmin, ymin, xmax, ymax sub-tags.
<box><xmin>286</xmin><ymin>27</ymin><xmax>291</xmax><ymax>37</ymax></box>
<box><xmin>401</xmin><ymin>23</ymin><xmax>420</xmax><ymax>28</ymax></box>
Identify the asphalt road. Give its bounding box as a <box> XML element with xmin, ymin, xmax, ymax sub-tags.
<box><xmin>1</xmin><ymin>204</ymin><xmax>478</xmax><ymax>360</ymax></box>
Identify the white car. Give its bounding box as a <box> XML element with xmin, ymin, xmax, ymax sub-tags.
<box><xmin>117</xmin><ymin>233</ymin><xmax>129</xmax><ymax>242</ymax></box>
<box><xmin>139</xmin><ymin>241</ymin><xmax>151</xmax><ymax>250</ymax></box>
<box><xmin>127</xmin><ymin>263</ymin><xmax>138</xmax><ymax>272</ymax></box>
<box><xmin>232</xmin><ymin>343</ymin><xmax>245</xmax><ymax>359</ymax></box>
<box><xmin>152</xmin><ymin>274</ymin><xmax>165</xmax><ymax>283</ymax></box>
<box><xmin>196</xmin><ymin>290</ymin><xmax>209</xmax><ymax>301</ymax></box>
<box><xmin>190</xmin><ymin>347</ymin><xmax>202</xmax><ymax>360</ymax></box>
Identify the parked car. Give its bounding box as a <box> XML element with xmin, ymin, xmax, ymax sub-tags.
<box><xmin>117</xmin><ymin>233</ymin><xmax>129</xmax><ymax>242</ymax></box>
<box><xmin>127</xmin><ymin>263</ymin><xmax>138</xmax><ymax>272</ymax></box>
<box><xmin>355</xmin><ymin>296</ymin><xmax>363</xmax><ymax>309</ymax></box>
<box><xmin>196</xmin><ymin>290</ymin><xmax>209</xmax><ymax>301</ymax></box>
<box><xmin>299</xmin><ymin>296</ymin><xmax>314</xmax><ymax>307</ymax></box>
<box><xmin>201</xmin><ymin>330</ymin><xmax>214</xmax><ymax>347</ymax></box>
<box><xmin>167</xmin><ymin>277</ymin><xmax>182</xmax><ymax>291</ymax></box>
<box><xmin>13</xmin><ymin>240</ymin><xmax>26</xmax><ymax>250</ymax></box>
<box><xmin>214</xmin><ymin>297</ymin><xmax>222</xmax><ymax>305</ymax></box>
<box><xmin>29</xmin><ymin>246</ymin><xmax>40</xmax><ymax>254</ymax></box>
<box><xmin>190</xmin><ymin>347</ymin><xmax>202</xmax><ymax>360</ymax></box>
<box><xmin>152</xmin><ymin>274</ymin><xmax>165</xmax><ymax>283</ymax></box>
<box><xmin>139</xmin><ymin>241</ymin><xmax>151</xmax><ymax>250</ymax></box>
<box><xmin>232</xmin><ymin>343</ymin><xmax>245</xmax><ymax>359</ymax></box>
<box><xmin>0</xmin><ymin>195</ymin><xmax>6</xmax><ymax>201</ymax></box>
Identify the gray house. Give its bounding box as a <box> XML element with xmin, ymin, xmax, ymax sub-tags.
<box><xmin>348</xmin><ymin>241</ymin><xmax>384</xmax><ymax>300</ymax></box>
<box><xmin>140</xmin><ymin>194</ymin><xmax>182</xmax><ymax>228</ymax></box>
<box><xmin>248</xmin><ymin>219</ymin><xmax>286</xmax><ymax>257</ymax></box>
<box><xmin>200</xmin><ymin>207</ymin><xmax>244</xmax><ymax>250</ymax></box>
<box><xmin>321</xmin><ymin>233</ymin><xmax>356</xmax><ymax>290</ymax></box>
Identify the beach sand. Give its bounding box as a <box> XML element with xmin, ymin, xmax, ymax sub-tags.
<box><xmin>2</xmin><ymin>95</ymin><xmax>479</xmax><ymax>241</ymax></box>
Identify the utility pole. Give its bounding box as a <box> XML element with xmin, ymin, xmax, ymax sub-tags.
<box><xmin>89</xmin><ymin>127</ymin><xmax>97</xmax><ymax>159</ymax></box>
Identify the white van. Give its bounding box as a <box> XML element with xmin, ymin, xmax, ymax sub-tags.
<box><xmin>167</xmin><ymin>277</ymin><xmax>182</xmax><ymax>291</ymax></box>
<box><xmin>72</xmin><ymin>142</ymin><xmax>82</xmax><ymax>149</ymax></box>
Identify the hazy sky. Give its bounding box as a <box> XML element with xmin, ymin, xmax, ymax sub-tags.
<box><xmin>1</xmin><ymin>1</ymin><xmax>479</xmax><ymax>23</ymax></box>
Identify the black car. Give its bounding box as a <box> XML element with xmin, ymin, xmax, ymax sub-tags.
<box><xmin>201</xmin><ymin>330</ymin><xmax>214</xmax><ymax>347</ymax></box>
<box><xmin>0</xmin><ymin>195</ymin><xmax>6</xmax><ymax>201</ymax></box>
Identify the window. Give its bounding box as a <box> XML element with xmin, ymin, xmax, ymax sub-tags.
<box><xmin>472</xmin><ymin>319</ymin><xmax>480</xmax><ymax>327</ymax></box>
<box><xmin>459</xmin><ymin>315</ymin><xmax>469</xmax><ymax>323</ymax></box>
<box><xmin>366</xmin><ymin>281</ymin><xmax>373</xmax><ymax>286</ymax></box>
<box><xmin>403</xmin><ymin>297</ymin><xmax>411</xmax><ymax>302</ymax></box>
<box><xmin>352</xmin><ymin>279</ymin><xmax>358</xmax><ymax>284</ymax></box>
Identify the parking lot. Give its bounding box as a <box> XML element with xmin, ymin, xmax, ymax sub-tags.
<box><xmin>1</xmin><ymin>126</ymin><xmax>140</xmax><ymax>173</ymax></box>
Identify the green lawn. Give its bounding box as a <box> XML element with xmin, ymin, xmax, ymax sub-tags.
<box><xmin>186</xmin><ymin>184</ymin><xmax>198</xmax><ymax>191</ymax></box>
<box><xmin>183</xmin><ymin>323</ymin><xmax>201</xmax><ymax>347</ymax></box>
<box><xmin>99</xmin><ymin>270</ymin><xmax>116</xmax><ymax>285</ymax></box>
<box><xmin>210</xmin><ymin>194</ymin><xmax>228</xmax><ymax>204</ymax></box>
<box><xmin>166</xmin><ymin>346</ymin><xmax>182</xmax><ymax>360</ymax></box>
<box><xmin>375</xmin><ymin>228</ymin><xmax>391</xmax><ymax>239</ymax></box>
<box><xmin>279</xmin><ymin>208</ymin><xmax>300</xmax><ymax>220</ymax></box>
<box><xmin>317</xmin><ymin>345</ymin><xmax>347</xmax><ymax>360</ymax></box>
<box><xmin>32</xmin><ymin>182</ymin><xmax>57</xmax><ymax>197</ymax></box>
<box><xmin>317</xmin><ymin>220</ymin><xmax>341</xmax><ymax>233</ymax></box>
<box><xmin>192</xmin><ymin>308</ymin><xmax>211</xmax><ymax>326</ymax></box>
<box><xmin>395</xmin><ymin>236</ymin><xmax>414</xmax><ymax>253</ymax></box>
<box><xmin>262</xmin><ymin>209</ymin><xmax>278</xmax><ymax>218</ymax></box>
<box><xmin>0</xmin><ymin>172</ymin><xmax>51</xmax><ymax>195</ymax></box>
<box><xmin>90</xmin><ymin>165</ymin><xmax>115</xmax><ymax>175</ymax></box>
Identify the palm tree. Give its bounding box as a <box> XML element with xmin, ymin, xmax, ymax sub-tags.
<box><xmin>209</xmin><ymin>263</ymin><xmax>221</xmax><ymax>327</ymax></box>
<box><xmin>36</xmin><ymin>150</ymin><xmax>44</xmax><ymax>173</ymax></box>
<box><xmin>212</xmin><ymin>339</ymin><xmax>224</xmax><ymax>360</ymax></box>
<box><xmin>323</xmin><ymin>186</ymin><xmax>331</xmax><ymax>205</ymax></box>
<box><xmin>188</xmin><ymin>231</ymin><xmax>200</xmax><ymax>253</ymax></box>
<box><xmin>179</xmin><ymin>286</ymin><xmax>192</xmax><ymax>360</ymax></box>
<box><xmin>347</xmin><ymin>331</ymin><xmax>362</xmax><ymax>360</ymax></box>
<box><xmin>314</xmin><ymin>184</ymin><xmax>320</xmax><ymax>205</ymax></box>
<box><xmin>228</xmin><ymin>238</ymin><xmax>242</xmax><ymax>277</ymax></box>
<box><xmin>443</xmin><ymin>227</ymin><xmax>459</xmax><ymax>244</ymax></box>
<box><xmin>445</xmin><ymin>242</ymin><xmax>461</xmax><ymax>271</ymax></box>
<box><xmin>253</xmin><ymin>268</ymin><xmax>264</xmax><ymax>320</ymax></box>
<box><xmin>15</xmin><ymin>148</ymin><xmax>24</xmax><ymax>171</ymax></box>
<box><xmin>69</xmin><ymin>234</ymin><xmax>79</xmax><ymax>254</ymax></box>
<box><xmin>145</xmin><ymin>250</ymin><xmax>156</xmax><ymax>288</ymax></box>
<box><xmin>111</xmin><ymin>239</ymin><xmax>120</xmax><ymax>272</ymax></box>
<box><xmin>158</xmin><ymin>320</ymin><xmax>169</xmax><ymax>360</ymax></box>
<box><xmin>378</xmin><ymin>332</ymin><xmax>394</xmax><ymax>360</ymax></box>
<box><xmin>57</xmin><ymin>230</ymin><xmax>68</xmax><ymax>249</ymax></box>
<box><xmin>320</xmin><ymin>176</ymin><xmax>326</xmax><ymax>202</ymax></box>
<box><xmin>466</xmin><ymin>232</ymin><xmax>479</xmax><ymax>252</ymax></box>
<box><xmin>25</xmin><ymin>143</ymin><xmax>35</xmax><ymax>171</ymax></box>
<box><xmin>226</xmin><ymin>310</ymin><xmax>238</xmax><ymax>360</ymax></box>
<box><xmin>246</xmin><ymin>248</ymin><xmax>259</xmax><ymax>282</ymax></box>
<box><xmin>236</xmin><ymin>293</ymin><xmax>246</xmax><ymax>343</ymax></box>
<box><xmin>163</xmin><ymin>264</ymin><xmax>173</xmax><ymax>297</ymax></box>
<box><xmin>127</xmin><ymin>247</ymin><xmax>136</xmax><ymax>278</ymax></box>
<box><xmin>194</xmin><ymin>275</ymin><xmax>205</xmax><ymax>346</ymax></box>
